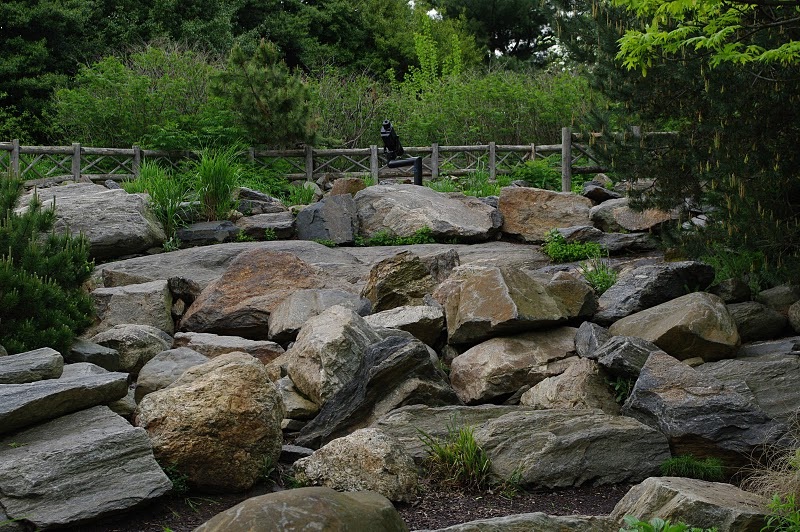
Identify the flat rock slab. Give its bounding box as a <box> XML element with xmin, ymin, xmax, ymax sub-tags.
<box><xmin>0</xmin><ymin>347</ymin><xmax>63</xmax><ymax>384</ymax></box>
<box><xmin>0</xmin><ymin>371</ymin><xmax>129</xmax><ymax>435</ymax></box>
<box><xmin>419</xmin><ymin>513</ymin><xmax>613</xmax><ymax>532</ymax></box>
<box><xmin>0</xmin><ymin>406</ymin><xmax>171</xmax><ymax>529</ymax></box>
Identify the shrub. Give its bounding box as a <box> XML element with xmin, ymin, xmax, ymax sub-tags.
<box><xmin>543</xmin><ymin>229</ymin><xmax>605</xmax><ymax>262</ymax></box>
<box><xmin>659</xmin><ymin>455</ymin><xmax>725</xmax><ymax>481</ymax></box>
<box><xmin>0</xmin><ymin>175</ymin><xmax>94</xmax><ymax>355</ymax></box>
<box><xmin>418</xmin><ymin>423</ymin><xmax>491</xmax><ymax>490</ymax></box>
<box><xmin>510</xmin><ymin>158</ymin><xmax>561</xmax><ymax>190</ymax></box>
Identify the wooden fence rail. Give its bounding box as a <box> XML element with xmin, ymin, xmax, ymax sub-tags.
<box><xmin>0</xmin><ymin>128</ymin><xmax>603</xmax><ymax>192</ymax></box>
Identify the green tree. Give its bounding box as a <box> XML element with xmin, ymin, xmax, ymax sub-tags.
<box><xmin>0</xmin><ymin>176</ymin><xmax>94</xmax><ymax>355</ymax></box>
<box><xmin>214</xmin><ymin>40</ymin><xmax>317</xmax><ymax>148</ymax></box>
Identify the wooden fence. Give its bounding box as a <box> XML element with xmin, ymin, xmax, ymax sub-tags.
<box><xmin>0</xmin><ymin>128</ymin><xmax>603</xmax><ymax>192</ymax></box>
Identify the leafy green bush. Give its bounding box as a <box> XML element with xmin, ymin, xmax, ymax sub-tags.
<box><xmin>418</xmin><ymin>423</ymin><xmax>491</xmax><ymax>489</ymax></box>
<box><xmin>659</xmin><ymin>455</ymin><xmax>725</xmax><ymax>481</ymax></box>
<box><xmin>543</xmin><ymin>229</ymin><xmax>605</xmax><ymax>263</ymax></box>
<box><xmin>621</xmin><ymin>516</ymin><xmax>718</xmax><ymax>532</ymax></box>
<box><xmin>0</xmin><ymin>176</ymin><xmax>94</xmax><ymax>355</ymax></box>
<box><xmin>237</xmin><ymin>161</ymin><xmax>292</xmax><ymax>199</ymax></box>
<box><xmin>510</xmin><ymin>158</ymin><xmax>561</xmax><ymax>190</ymax></box>
<box><xmin>699</xmin><ymin>244</ymin><xmax>779</xmax><ymax>295</ymax></box>
<box><xmin>580</xmin><ymin>256</ymin><xmax>618</xmax><ymax>294</ymax></box>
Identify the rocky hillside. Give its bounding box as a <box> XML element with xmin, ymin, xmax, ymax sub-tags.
<box><xmin>2</xmin><ymin>178</ymin><xmax>800</xmax><ymax>531</ymax></box>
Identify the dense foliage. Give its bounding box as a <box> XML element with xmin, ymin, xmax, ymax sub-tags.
<box><xmin>0</xmin><ymin>177</ymin><xmax>94</xmax><ymax>355</ymax></box>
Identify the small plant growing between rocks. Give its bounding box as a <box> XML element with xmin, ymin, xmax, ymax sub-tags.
<box><xmin>579</xmin><ymin>255</ymin><xmax>618</xmax><ymax>294</ymax></box>
<box><xmin>659</xmin><ymin>455</ymin><xmax>725</xmax><ymax>481</ymax></box>
<box><xmin>543</xmin><ymin>229</ymin><xmax>605</xmax><ymax>263</ymax></box>
<box><xmin>160</xmin><ymin>463</ymin><xmax>190</xmax><ymax>496</ymax></box>
<box><xmin>264</xmin><ymin>228</ymin><xmax>278</xmax><ymax>241</ymax></box>
<box><xmin>621</xmin><ymin>516</ymin><xmax>718</xmax><ymax>532</ymax></box>
<box><xmin>418</xmin><ymin>422</ymin><xmax>491</xmax><ymax>490</ymax></box>
<box><xmin>762</xmin><ymin>494</ymin><xmax>800</xmax><ymax>531</ymax></box>
<box><xmin>312</xmin><ymin>238</ymin><xmax>338</xmax><ymax>247</ymax></box>
<box><xmin>607</xmin><ymin>376</ymin><xmax>635</xmax><ymax>404</ymax></box>
<box><xmin>357</xmin><ymin>226</ymin><xmax>437</xmax><ymax>247</ymax></box>
<box><xmin>286</xmin><ymin>184</ymin><xmax>316</xmax><ymax>206</ymax></box>
<box><xmin>235</xmin><ymin>230</ymin><xmax>254</xmax><ymax>242</ymax></box>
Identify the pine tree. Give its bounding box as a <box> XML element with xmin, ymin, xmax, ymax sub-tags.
<box><xmin>0</xmin><ymin>176</ymin><xmax>94</xmax><ymax>355</ymax></box>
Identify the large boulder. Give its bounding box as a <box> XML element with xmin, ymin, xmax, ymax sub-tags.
<box><xmin>355</xmin><ymin>184</ymin><xmax>502</xmax><ymax>242</ymax></box>
<box><xmin>285</xmin><ymin>305</ymin><xmax>382</xmax><ymax>407</ymax></box>
<box><xmin>17</xmin><ymin>183</ymin><xmax>165</xmax><ymax>260</ymax></box>
<box><xmin>449</xmin><ymin>327</ymin><xmax>578</xmax><ymax>404</ymax></box>
<box><xmin>574</xmin><ymin>321</ymin><xmax>612</xmax><ymax>359</ymax></box>
<box><xmin>235</xmin><ymin>211</ymin><xmax>295</xmax><ymax>240</ymax></box>
<box><xmin>194</xmin><ymin>487</ymin><xmax>408</xmax><ymax>532</ymax></box>
<box><xmin>499</xmin><ymin>187</ymin><xmax>593</xmax><ymax>243</ymax></box>
<box><xmin>363</xmin><ymin>305</ymin><xmax>445</xmax><ymax>347</ymax></box>
<box><xmin>295</xmin><ymin>336</ymin><xmax>459</xmax><ymax>448</ymax></box>
<box><xmin>609</xmin><ymin>477</ymin><xmax>767</xmax><ymax>532</ymax></box>
<box><xmin>609</xmin><ymin>292</ymin><xmax>740</xmax><ymax>361</ymax></box>
<box><xmin>520</xmin><ymin>357</ymin><xmax>620</xmax><ymax>414</ymax></box>
<box><xmin>296</xmin><ymin>194</ymin><xmax>359</xmax><ymax>245</ymax></box>
<box><xmin>67</xmin><ymin>339</ymin><xmax>121</xmax><ymax>371</ymax></box>
<box><xmin>595</xmin><ymin>262</ymin><xmax>715</xmax><ymax>324</ymax></box>
<box><xmin>434</xmin><ymin>266</ymin><xmax>595</xmax><ymax>345</ymax></box>
<box><xmin>727</xmin><ymin>301</ymin><xmax>788</xmax><ymax>343</ymax></box>
<box><xmin>134</xmin><ymin>347</ymin><xmax>209</xmax><ymax>402</ymax></box>
<box><xmin>176</xmin><ymin>220</ymin><xmax>240</xmax><ymax>247</ymax></box>
<box><xmin>293</xmin><ymin>428</ymin><xmax>418</xmax><ymax>502</ymax></box>
<box><xmin>90</xmin><ymin>324</ymin><xmax>173</xmax><ymax>376</ymax></box>
<box><xmin>180</xmin><ymin>248</ymin><xmax>355</xmax><ymax>339</ymax></box>
<box><xmin>0</xmin><ymin>406</ymin><xmax>171</xmax><ymax>529</ymax></box>
<box><xmin>0</xmin><ymin>370</ymin><xmax>128</xmax><ymax>435</ymax></box>
<box><xmin>233</xmin><ymin>187</ymin><xmax>287</xmax><ymax>215</ymax></box>
<box><xmin>696</xmin><ymin>353</ymin><xmax>800</xmax><ymax>424</ymax></box>
<box><xmin>622</xmin><ymin>351</ymin><xmax>787</xmax><ymax>462</ymax></box>
<box><xmin>0</xmin><ymin>347</ymin><xmax>63</xmax><ymax>384</ymax></box>
<box><xmin>172</xmin><ymin>331</ymin><xmax>284</xmax><ymax>364</ymax></box>
<box><xmin>89</xmin><ymin>279</ymin><xmax>174</xmax><ymax>336</ymax></box>
<box><xmin>593</xmin><ymin>335</ymin><xmax>666</xmax><ymax>379</ymax></box>
<box><xmin>589</xmin><ymin>197</ymin><xmax>678</xmax><ymax>233</ymax></box>
<box><xmin>268</xmin><ymin>288</ymin><xmax>371</xmax><ymax>343</ymax></box>
<box><xmin>361</xmin><ymin>251</ymin><xmax>438</xmax><ymax>312</ymax></box>
<box><xmin>135</xmin><ymin>353</ymin><xmax>285</xmax><ymax>492</ymax></box>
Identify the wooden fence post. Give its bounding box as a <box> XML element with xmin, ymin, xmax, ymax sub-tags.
<box><xmin>132</xmin><ymin>145</ymin><xmax>141</xmax><ymax>178</ymax></box>
<box><xmin>489</xmin><ymin>142</ymin><xmax>496</xmax><ymax>181</ymax></box>
<box><xmin>11</xmin><ymin>139</ymin><xmax>20</xmax><ymax>176</ymax></box>
<box><xmin>431</xmin><ymin>143</ymin><xmax>439</xmax><ymax>180</ymax></box>
<box><xmin>530</xmin><ymin>143</ymin><xmax>536</xmax><ymax>161</ymax></box>
<box><xmin>561</xmin><ymin>127</ymin><xmax>572</xmax><ymax>192</ymax></box>
<box><xmin>72</xmin><ymin>142</ymin><xmax>81</xmax><ymax>181</ymax></box>
<box><xmin>370</xmin><ymin>145</ymin><xmax>379</xmax><ymax>181</ymax></box>
<box><xmin>305</xmin><ymin>145</ymin><xmax>314</xmax><ymax>182</ymax></box>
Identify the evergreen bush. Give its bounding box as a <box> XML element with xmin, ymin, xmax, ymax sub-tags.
<box><xmin>0</xmin><ymin>176</ymin><xmax>94</xmax><ymax>355</ymax></box>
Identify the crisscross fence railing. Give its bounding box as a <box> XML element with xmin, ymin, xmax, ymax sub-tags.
<box><xmin>1</xmin><ymin>128</ymin><xmax>606</xmax><ymax>192</ymax></box>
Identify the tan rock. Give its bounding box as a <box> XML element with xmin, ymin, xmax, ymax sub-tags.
<box><xmin>361</xmin><ymin>251</ymin><xmax>436</xmax><ymax>312</ymax></box>
<box><xmin>363</xmin><ymin>305</ymin><xmax>445</xmax><ymax>346</ymax></box>
<box><xmin>520</xmin><ymin>357</ymin><xmax>620</xmax><ymax>414</ymax></box>
<box><xmin>330</xmin><ymin>177</ymin><xmax>367</xmax><ymax>196</ymax></box>
<box><xmin>590</xmin><ymin>197</ymin><xmax>678</xmax><ymax>233</ymax></box>
<box><xmin>293</xmin><ymin>428</ymin><xmax>418</xmax><ymax>502</ymax></box>
<box><xmin>172</xmin><ymin>331</ymin><xmax>284</xmax><ymax>364</ymax></box>
<box><xmin>449</xmin><ymin>327</ymin><xmax>578</xmax><ymax>404</ymax></box>
<box><xmin>135</xmin><ymin>353</ymin><xmax>285</xmax><ymax>492</ymax></box>
<box><xmin>609</xmin><ymin>292</ymin><xmax>740</xmax><ymax>361</ymax></box>
<box><xmin>499</xmin><ymin>187</ymin><xmax>592</xmax><ymax>243</ymax></box>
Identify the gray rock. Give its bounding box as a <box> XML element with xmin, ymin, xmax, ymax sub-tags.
<box><xmin>473</xmin><ymin>409</ymin><xmax>670</xmax><ymax>488</ymax></box>
<box><xmin>736</xmin><ymin>336</ymin><xmax>800</xmax><ymax>358</ymax></box>
<box><xmin>755</xmin><ymin>284</ymin><xmax>800</xmax><ymax>314</ymax></box>
<box><xmin>296</xmin><ymin>194</ymin><xmax>359</xmax><ymax>245</ymax></box>
<box><xmin>595</xmin><ymin>261</ymin><xmax>715</xmax><ymax>324</ymax></box>
<box><xmin>177</xmin><ymin>220</ymin><xmax>240</xmax><ymax>247</ymax></box>
<box><xmin>0</xmin><ymin>406</ymin><xmax>171</xmax><ymax>529</ymax></box>
<box><xmin>520</xmin><ymin>357</ymin><xmax>620</xmax><ymax>415</ymax></box>
<box><xmin>419</xmin><ymin>514</ymin><xmax>612</xmax><ymax>532</ymax></box>
<box><xmin>268</xmin><ymin>289</ymin><xmax>371</xmax><ymax>343</ymax></box>
<box><xmin>449</xmin><ymin>328</ymin><xmax>577</xmax><ymax>404</ymax></box>
<box><xmin>574</xmin><ymin>321</ymin><xmax>612</xmax><ymax>359</ymax></box>
<box><xmin>194</xmin><ymin>487</ymin><xmax>407</xmax><ymax>532</ymax></box>
<box><xmin>172</xmin><ymin>331</ymin><xmax>284</xmax><ymax>364</ymax></box>
<box><xmin>710</xmin><ymin>278</ymin><xmax>752</xmax><ymax>303</ymax></box>
<box><xmin>609</xmin><ymin>477</ymin><xmax>767</xmax><ymax>532</ymax></box>
<box><xmin>594</xmin><ymin>335</ymin><xmax>666</xmax><ymax>379</ymax></box>
<box><xmin>355</xmin><ymin>184</ymin><xmax>502</xmax><ymax>243</ymax></box>
<box><xmin>727</xmin><ymin>301</ymin><xmax>788</xmax><ymax>343</ymax></box>
<box><xmin>16</xmin><ymin>183</ymin><xmax>165</xmax><ymax>260</ymax></box>
<box><xmin>90</xmin><ymin>324</ymin><xmax>173</xmax><ymax>376</ymax></box>
<box><xmin>89</xmin><ymin>279</ymin><xmax>174</xmax><ymax>336</ymax></box>
<box><xmin>363</xmin><ymin>305</ymin><xmax>445</xmax><ymax>347</ymax></box>
<box><xmin>557</xmin><ymin>225</ymin><xmax>658</xmax><ymax>253</ymax></box>
<box><xmin>622</xmin><ymin>351</ymin><xmax>787</xmax><ymax>462</ymax></box>
<box><xmin>589</xmin><ymin>197</ymin><xmax>679</xmax><ymax>233</ymax></box>
<box><xmin>790</xmin><ymin>300</ymin><xmax>800</xmax><ymax>333</ymax></box>
<box><xmin>67</xmin><ymin>339</ymin><xmax>121</xmax><ymax>371</ymax></box>
<box><xmin>135</xmin><ymin>347</ymin><xmax>209</xmax><ymax>402</ymax></box>
<box><xmin>361</xmin><ymin>251</ymin><xmax>438</xmax><ymax>312</ymax></box>
<box><xmin>0</xmin><ymin>345</ymin><xmax>6</xmax><ymax>357</ymax></box>
<box><xmin>235</xmin><ymin>211</ymin><xmax>295</xmax><ymax>240</ymax></box>
<box><xmin>293</xmin><ymin>428</ymin><xmax>418</xmax><ymax>502</ymax></box>
<box><xmin>0</xmin><ymin>348</ymin><xmax>63</xmax><ymax>384</ymax></box>
<box><xmin>696</xmin><ymin>353</ymin><xmax>800</xmax><ymax>424</ymax></box>
<box><xmin>168</xmin><ymin>276</ymin><xmax>203</xmax><ymax>306</ymax></box>
<box><xmin>0</xmin><ymin>370</ymin><xmax>128</xmax><ymax>435</ymax></box>
<box><xmin>233</xmin><ymin>187</ymin><xmax>287</xmax><ymax>215</ymax></box>
<box><xmin>295</xmin><ymin>336</ymin><xmax>459</xmax><ymax>448</ymax></box>
<box><xmin>104</xmin><ymin>179</ymin><xmax>122</xmax><ymax>190</ymax></box>
<box><xmin>276</xmin><ymin>376</ymin><xmax>319</xmax><ymax>420</ymax></box>
<box><xmin>609</xmin><ymin>292</ymin><xmax>740</xmax><ymax>362</ymax></box>
<box><xmin>582</xmin><ymin>182</ymin><xmax>622</xmax><ymax>203</ymax></box>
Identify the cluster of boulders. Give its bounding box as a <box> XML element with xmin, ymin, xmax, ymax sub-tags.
<box><xmin>3</xmin><ymin>178</ymin><xmax>800</xmax><ymax>531</ymax></box>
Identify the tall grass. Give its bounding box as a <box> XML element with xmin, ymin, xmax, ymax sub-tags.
<box><xmin>418</xmin><ymin>422</ymin><xmax>491</xmax><ymax>489</ymax></box>
<box><xmin>193</xmin><ymin>146</ymin><xmax>240</xmax><ymax>220</ymax></box>
<box><xmin>122</xmin><ymin>160</ymin><xmax>187</xmax><ymax>240</ymax></box>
